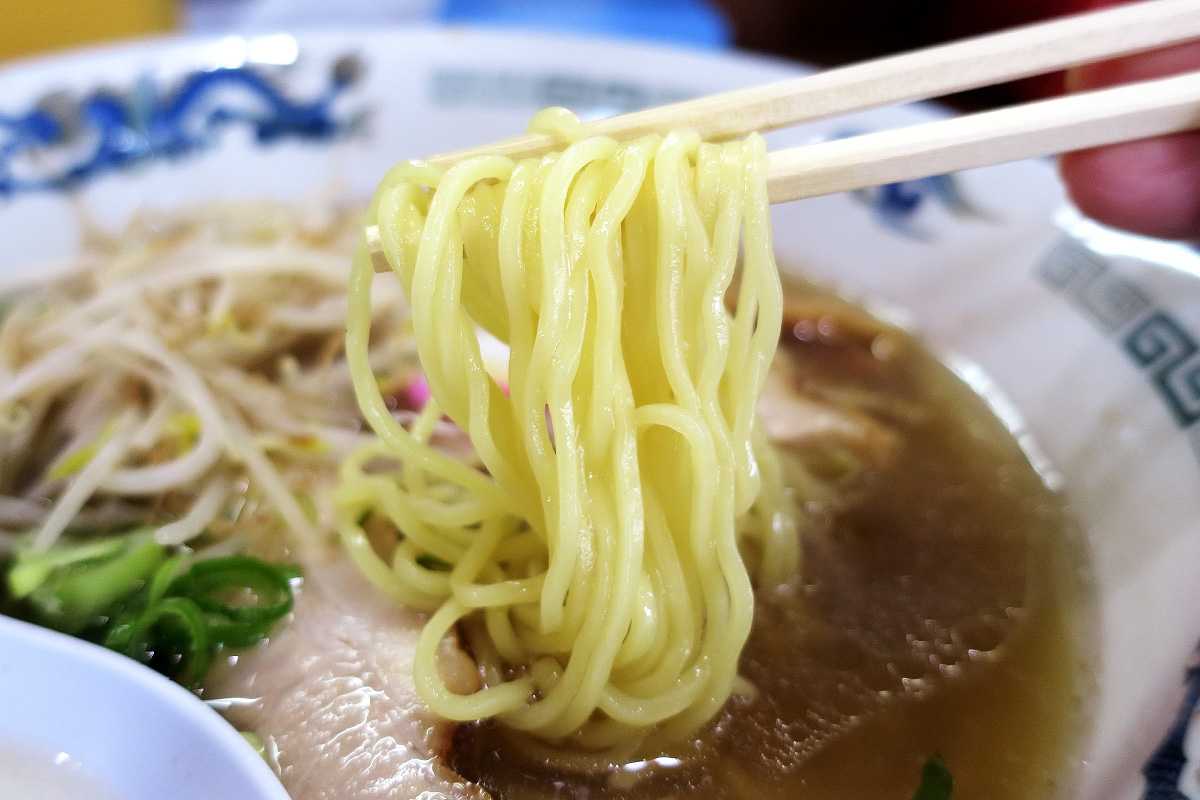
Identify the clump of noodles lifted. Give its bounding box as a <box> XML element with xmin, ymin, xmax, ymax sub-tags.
<box><xmin>337</xmin><ymin>109</ymin><xmax>799</xmax><ymax>754</ymax></box>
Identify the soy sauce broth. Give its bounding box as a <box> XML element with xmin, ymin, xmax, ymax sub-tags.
<box><xmin>453</xmin><ymin>287</ymin><xmax>1094</xmax><ymax>799</ymax></box>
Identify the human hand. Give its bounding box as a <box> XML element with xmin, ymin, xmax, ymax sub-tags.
<box><xmin>1058</xmin><ymin>0</ymin><xmax>1200</xmax><ymax>239</ymax></box>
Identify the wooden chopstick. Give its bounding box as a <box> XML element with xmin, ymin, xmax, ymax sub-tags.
<box><xmin>365</xmin><ymin>64</ymin><xmax>1200</xmax><ymax>275</ymax></box>
<box><xmin>424</xmin><ymin>0</ymin><xmax>1200</xmax><ymax>167</ymax></box>
<box><xmin>766</xmin><ymin>69</ymin><xmax>1200</xmax><ymax>203</ymax></box>
<box><xmin>368</xmin><ymin>70</ymin><xmax>1200</xmax><ymax>268</ymax></box>
<box><xmin>365</xmin><ymin>2</ymin><xmax>1200</xmax><ymax>272</ymax></box>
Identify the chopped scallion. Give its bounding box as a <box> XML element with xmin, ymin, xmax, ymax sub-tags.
<box><xmin>912</xmin><ymin>755</ymin><xmax>953</xmax><ymax>800</ymax></box>
<box><xmin>4</xmin><ymin>528</ymin><xmax>298</xmax><ymax>688</ymax></box>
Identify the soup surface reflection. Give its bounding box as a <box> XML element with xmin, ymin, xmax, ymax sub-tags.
<box><xmin>453</xmin><ymin>287</ymin><xmax>1094</xmax><ymax>799</ymax></box>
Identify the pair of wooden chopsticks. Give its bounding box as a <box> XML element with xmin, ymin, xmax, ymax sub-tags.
<box><xmin>440</xmin><ymin>0</ymin><xmax>1200</xmax><ymax>198</ymax></box>
<box><xmin>368</xmin><ymin>0</ymin><xmax>1200</xmax><ymax>267</ymax></box>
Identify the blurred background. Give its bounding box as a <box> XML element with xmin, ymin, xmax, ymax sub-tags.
<box><xmin>0</xmin><ymin>0</ymin><xmax>1103</xmax><ymax>107</ymax></box>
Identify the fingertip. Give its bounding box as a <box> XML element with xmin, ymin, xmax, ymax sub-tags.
<box><xmin>1056</xmin><ymin>38</ymin><xmax>1200</xmax><ymax>240</ymax></box>
<box><xmin>1068</xmin><ymin>42</ymin><xmax>1200</xmax><ymax>92</ymax></box>
<box><xmin>1060</xmin><ymin>134</ymin><xmax>1200</xmax><ymax>240</ymax></box>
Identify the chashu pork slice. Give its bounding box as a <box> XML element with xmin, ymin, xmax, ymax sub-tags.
<box><xmin>206</xmin><ymin>554</ymin><xmax>487</xmax><ymax>800</ymax></box>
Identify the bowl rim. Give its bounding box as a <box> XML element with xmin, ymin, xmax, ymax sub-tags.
<box><xmin>0</xmin><ymin>614</ymin><xmax>288</xmax><ymax>799</ymax></box>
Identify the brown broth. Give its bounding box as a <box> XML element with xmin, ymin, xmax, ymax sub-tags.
<box><xmin>452</xmin><ymin>288</ymin><xmax>1094</xmax><ymax>799</ymax></box>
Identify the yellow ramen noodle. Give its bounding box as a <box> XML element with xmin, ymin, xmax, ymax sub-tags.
<box><xmin>337</xmin><ymin>111</ymin><xmax>799</xmax><ymax>753</ymax></box>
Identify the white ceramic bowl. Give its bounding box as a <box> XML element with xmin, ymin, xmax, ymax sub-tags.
<box><xmin>2</xmin><ymin>27</ymin><xmax>1199</xmax><ymax>799</ymax></box>
<box><xmin>0</xmin><ymin>615</ymin><xmax>288</xmax><ymax>799</ymax></box>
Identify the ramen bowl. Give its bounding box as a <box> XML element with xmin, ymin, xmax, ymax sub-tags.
<box><xmin>1</xmin><ymin>27</ymin><xmax>1197</xmax><ymax>799</ymax></box>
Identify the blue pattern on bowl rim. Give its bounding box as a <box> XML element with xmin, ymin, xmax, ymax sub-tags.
<box><xmin>849</xmin><ymin>173</ymin><xmax>985</xmax><ymax>238</ymax></box>
<box><xmin>825</xmin><ymin>129</ymin><xmax>986</xmax><ymax>238</ymax></box>
<box><xmin>0</xmin><ymin>54</ymin><xmax>365</xmax><ymax>196</ymax></box>
<box><xmin>1</xmin><ymin>62</ymin><xmax>972</xmax><ymax>237</ymax></box>
<box><xmin>1037</xmin><ymin>235</ymin><xmax>1200</xmax><ymax>451</ymax></box>
<box><xmin>1038</xmin><ymin>228</ymin><xmax>1200</xmax><ymax>798</ymax></box>
<box><xmin>1142</xmin><ymin>647</ymin><xmax>1200</xmax><ymax>799</ymax></box>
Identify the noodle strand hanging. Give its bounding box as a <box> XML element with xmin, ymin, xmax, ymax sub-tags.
<box><xmin>338</xmin><ymin>112</ymin><xmax>799</xmax><ymax>750</ymax></box>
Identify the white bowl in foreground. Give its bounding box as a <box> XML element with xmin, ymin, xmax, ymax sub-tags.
<box><xmin>0</xmin><ymin>615</ymin><xmax>287</xmax><ymax>800</ymax></box>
